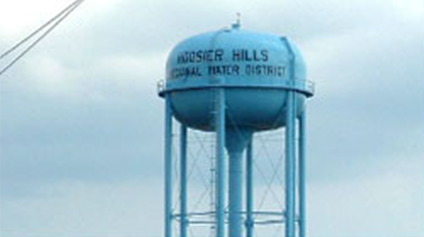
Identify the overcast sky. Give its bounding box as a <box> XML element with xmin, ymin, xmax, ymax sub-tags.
<box><xmin>1</xmin><ymin>0</ymin><xmax>423</xmax><ymax>236</ymax></box>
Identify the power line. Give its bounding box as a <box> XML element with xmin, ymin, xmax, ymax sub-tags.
<box><xmin>0</xmin><ymin>0</ymin><xmax>83</xmax><ymax>60</ymax></box>
<box><xmin>0</xmin><ymin>0</ymin><xmax>85</xmax><ymax>77</ymax></box>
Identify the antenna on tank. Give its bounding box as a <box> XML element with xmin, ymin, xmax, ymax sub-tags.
<box><xmin>232</xmin><ymin>12</ymin><xmax>241</xmax><ymax>29</ymax></box>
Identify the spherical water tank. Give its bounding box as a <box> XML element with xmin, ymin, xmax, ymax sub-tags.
<box><xmin>160</xmin><ymin>24</ymin><xmax>313</xmax><ymax>132</ymax></box>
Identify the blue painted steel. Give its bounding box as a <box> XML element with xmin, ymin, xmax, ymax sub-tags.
<box><xmin>285</xmin><ymin>91</ymin><xmax>296</xmax><ymax>237</ymax></box>
<box><xmin>228</xmin><ymin>148</ymin><xmax>243</xmax><ymax>237</ymax></box>
<box><xmin>180</xmin><ymin>125</ymin><xmax>188</xmax><ymax>237</ymax></box>
<box><xmin>299</xmin><ymin>111</ymin><xmax>306</xmax><ymax>237</ymax></box>
<box><xmin>161</xmin><ymin>27</ymin><xmax>311</xmax><ymax>132</ymax></box>
<box><xmin>245</xmin><ymin>139</ymin><xmax>254</xmax><ymax>237</ymax></box>
<box><xmin>215</xmin><ymin>88</ymin><xmax>226</xmax><ymax>237</ymax></box>
<box><xmin>159</xmin><ymin>25</ymin><xmax>315</xmax><ymax>237</ymax></box>
<box><xmin>162</xmin><ymin>77</ymin><xmax>313</xmax><ymax>96</ymax></box>
<box><xmin>226</xmin><ymin>128</ymin><xmax>252</xmax><ymax>237</ymax></box>
<box><xmin>164</xmin><ymin>95</ymin><xmax>173</xmax><ymax>237</ymax></box>
<box><xmin>282</xmin><ymin>36</ymin><xmax>297</xmax><ymax>237</ymax></box>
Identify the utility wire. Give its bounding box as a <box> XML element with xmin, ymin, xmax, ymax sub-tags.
<box><xmin>0</xmin><ymin>0</ymin><xmax>85</xmax><ymax>77</ymax></box>
<box><xmin>0</xmin><ymin>0</ymin><xmax>83</xmax><ymax>60</ymax></box>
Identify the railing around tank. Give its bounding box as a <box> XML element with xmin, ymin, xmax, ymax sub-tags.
<box><xmin>305</xmin><ymin>80</ymin><xmax>315</xmax><ymax>95</ymax></box>
<box><xmin>157</xmin><ymin>79</ymin><xmax>165</xmax><ymax>95</ymax></box>
<box><xmin>158</xmin><ymin>78</ymin><xmax>315</xmax><ymax>97</ymax></box>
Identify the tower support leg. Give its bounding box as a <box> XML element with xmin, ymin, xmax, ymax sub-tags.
<box><xmin>180</xmin><ymin>125</ymin><xmax>188</xmax><ymax>237</ymax></box>
<box><xmin>164</xmin><ymin>95</ymin><xmax>173</xmax><ymax>237</ymax></box>
<box><xmin>245</xmin><ymin>139</ymin><xmax>254</xmax><ymax>237</ymax></box>
<box><xmin>215</xmin><ymin>88</ymin><xmax>226</xmax><ymax>237</ymax></box>
<box><xmin>285</xmin><ymin>91</ymin><xmax>296</xmax><ymax>237</ymax></box>
<box><xmin>298</xmin><ymin>110</ymin><xmax>306</xmax><ymax>237</ymax></box>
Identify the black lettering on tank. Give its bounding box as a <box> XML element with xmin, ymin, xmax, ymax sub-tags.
<box><xmin>215</xmin><ymin>49</ymin><xmax>224</xmax><ymax>62</ymax></box>
<box><xmin>261</xmin><ymin>50</ymin><xmax>268</xmax><ymax>62</ymax></box>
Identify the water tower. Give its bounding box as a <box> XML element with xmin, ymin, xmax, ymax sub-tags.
<box><xmin>158</xmin><ymin>22</ymin><xmax>314</xmax><ymax>237</ymax></box>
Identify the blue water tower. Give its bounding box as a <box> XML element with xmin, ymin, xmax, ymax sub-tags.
<box><xmin>158</xmin><ymin>22</ymin><xmax>314</xmax><ymax>237</ymax></box>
